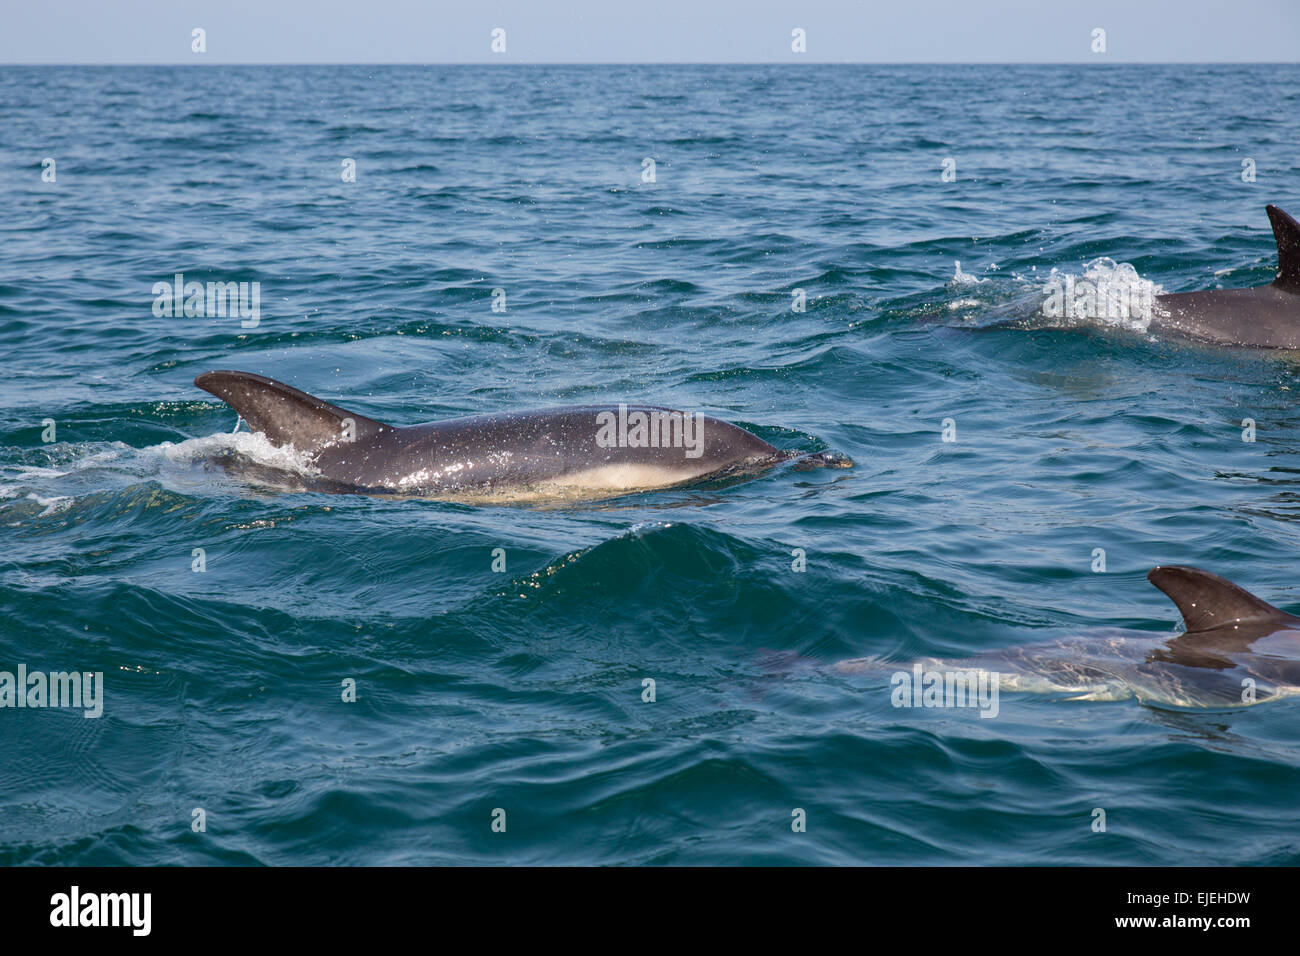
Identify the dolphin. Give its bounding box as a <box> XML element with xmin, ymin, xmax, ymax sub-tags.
<box><xmin>193</xmin><ymin>370</ymin><xmax>850</xmax><ymax>501</ymax></box>
<box><xmin>834</xmin><ymin>566</ymin><xmax>1300</xmax><ymax>708</ymax></box>
<box><xmin>1151</xmin><ymin>205</ymin><xmax>1300</xmax><ymax>347</ymax></box>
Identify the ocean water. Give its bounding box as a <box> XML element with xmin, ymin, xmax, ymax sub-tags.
<box><xmin>2</xmin><ymin>63</ymin><xmax>1300</xmax><ymax>866</ymax></box>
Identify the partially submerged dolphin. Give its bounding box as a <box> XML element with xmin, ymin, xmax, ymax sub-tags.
<box><xmin>835</xmin><ymin>566</ymin><xmax>1300</xmax><ymax>709</ymax></box>
<box><xmin>1152</xmin><ymin>205</ymin><xmax>1300</xmax><ymax>347</ymax></box>
<box><xmin>194</xmin><ymin>370</ymin><xmax>850</xmax><ymax>501</ymax></box>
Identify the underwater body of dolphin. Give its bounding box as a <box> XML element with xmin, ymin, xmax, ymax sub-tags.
<box><xmin>194</xmin><ymin>370</ymin><xmax>850</xmax><ymax>501</ymax></box>
<box><xmin>835</xmin><ymin>566</ymin><xmax>1300</xmax><ymax>709</ymax></box>
<box><xmin>1152</xmin><ymin>205</ymin><xmax>1300</xmax><ymax>348</ymax></box>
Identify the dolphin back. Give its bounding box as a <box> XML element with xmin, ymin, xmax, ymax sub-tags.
<box><xmin>1147</xmin><ymin>565</ymin><xmax>1299</xmax><ymax>633</ymax></box>
<box><xmin>194</xmin><ymin>370</ymin><xmax>389</xmax><ymax>454</ymax></box>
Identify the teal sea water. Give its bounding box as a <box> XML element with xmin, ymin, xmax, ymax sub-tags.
<box><xmin>2</xmin><ymin>64</ymin><xmax>1299</xmax><ymax>865</ymax></box>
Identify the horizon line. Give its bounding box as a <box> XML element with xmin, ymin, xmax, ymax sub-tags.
<box><xmin>3</xmin><ymin>60</ymin><xmax>1297</xmax><ymax>67</ymax></box>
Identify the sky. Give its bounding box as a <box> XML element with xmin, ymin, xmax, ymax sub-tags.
<box><xmin>1</xmin><ymin>0</ymin><xmax>1296</xmax><ymax>64</ymax></box>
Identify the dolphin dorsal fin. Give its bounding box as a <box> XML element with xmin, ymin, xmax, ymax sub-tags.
<box><xmin>194</xmin><ymin>370</ymin><xmax>389</xmax><ymax>452</ymax></box>
<box><xmin>1267</xmin><ymin>205</ymin><xmax>1300</xmax><ymax>293</ymax></box>
<box><xmin>1147</xmin><ymin>566</ymin><xmax>1296</xmax><ymax>633</ymax></box>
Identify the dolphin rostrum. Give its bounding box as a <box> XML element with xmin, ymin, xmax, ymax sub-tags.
<box><xmin>194</xmin><ymin>370</ymin><xmax>851</xmax><ymax>501</ymax></box>
<box><xmin>834</xmin><ymin>566</ymin><xmax>1300</xmax><ymax>708</ymax></box>
<box><xmin>1153</xmin><ymin>205</ymin><xmax>1300</xmax><ymax>347</ymax></box>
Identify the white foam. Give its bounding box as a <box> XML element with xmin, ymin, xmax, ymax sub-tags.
<box><xmin>25</xmin><ymin>492</ymin><xmax>73</xmax><ymax>516</ymax></box>
<box><xmin>148</xmin><ymin>431</ymin><xmax>317</xmax><ymax>476</ymax></box>
<box><xmin>0</xmin><ymin>432</ymin><xmax>321</xmax><ymax>518</ymax></box>
<box><xmin>1041</xmin><ymin>258</ymin><xmax>1165</xmax><ymax>333</ymax></box>
<box><xmin>8</xmin><ymin>465</ymin><xmax>71</xmax><ymax>480</ymax></box>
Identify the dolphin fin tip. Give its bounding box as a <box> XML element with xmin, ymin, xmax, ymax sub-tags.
<box><xmin>194</xmin><ymin>369</ymin><xmax>261</xmax><ymax>393</ymax></box>
<box><xmin>193</xmin><ymin>369</ymin><xmax>226</xmax><ymax>391</ymax></box>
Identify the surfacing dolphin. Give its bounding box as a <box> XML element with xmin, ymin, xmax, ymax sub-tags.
<box><xmin>194</xmin><ymin>370</ymin><xmax>850</xmax><ymax>502</ymax></box>
<box><xmin>835</xmin><ymin>566</ymin><xmax>1300</xmax><ymax>709</ymax></box>
<box><xmin>1152</xmin><ymin>204</ymin><xmax>1300</xmax><ymax>347</ymax></box>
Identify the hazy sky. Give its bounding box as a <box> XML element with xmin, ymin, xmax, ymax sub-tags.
<box><xmin>2</xmin><ymin>0</ymin><xmax>1296</xmax><ymax>64</ymax></box>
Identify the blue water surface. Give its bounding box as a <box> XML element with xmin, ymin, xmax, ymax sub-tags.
<box><xmin>2</xmin><ymin>64</ymin><xmax>1299</xmax><ymax>865</ymax></box>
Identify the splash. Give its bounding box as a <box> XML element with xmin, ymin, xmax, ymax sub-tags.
<box><xmin>149</xmin><ymin>430</ymin><xmax>317</xmax><ymax>477</ymax></box>
<box><xmin>1040</xmin><ymin>258</ymin><xmax>1164</xmax><ymax>333</ymax></box>
<box><xmin>947</xmin><ymin>259</ymin><xmax>986</xmax><ymax>288</ymax></box>
<box><xmin>0</xmin><ymin>431</ymin><xmax>321</xmax><ymax>516</ymax></box>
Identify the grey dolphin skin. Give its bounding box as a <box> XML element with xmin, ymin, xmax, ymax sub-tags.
<box><xmin>194</xmin><ymin>370</ymin><xmax>850</xmax><ymax>501</ymax></box>
<box><xmin>1145</xmin><ymin>565</ymin><xmax>1300</xmax><ymax>670</ymax></box>
<box><xmin>1152</xmin><ymin>204</ymin><xmax>1300</xmax><ymax>347</ymax></box>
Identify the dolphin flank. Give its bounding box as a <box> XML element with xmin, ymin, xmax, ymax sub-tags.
<box><xmin>193</xmin><ymin>370</ymin><xmax>851</xmax><ymax>501</ymax></box>
<box><xmin>1153</xmin><ymin>204</ymin><xmax>1300</xmax><ymax>348</ymax></box>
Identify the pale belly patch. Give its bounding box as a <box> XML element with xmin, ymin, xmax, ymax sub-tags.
<box><xmin>557</xmin><ymin>461</ymin><xmax>707</xmax><ymax>491</ymax></box>
<box><xmin>395</xmin><ymin>460</ymin><xmax>715</xmax><ymax>504</ymax></box>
